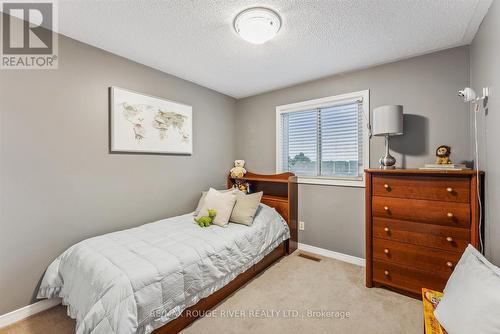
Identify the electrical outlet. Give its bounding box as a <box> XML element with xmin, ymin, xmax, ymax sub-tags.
<box><xmin>299</xmin><ymin>221</ymin><xmax>305</xmax><ymax>231</ymax></box>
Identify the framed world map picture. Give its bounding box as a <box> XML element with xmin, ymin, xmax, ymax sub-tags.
<box><xmin>109</xmin><ymin>87</ymin><xmax>193</xmax><ymax>155</ymax></box>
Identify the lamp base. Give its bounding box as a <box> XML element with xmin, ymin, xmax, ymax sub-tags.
<box><xmin>379</xmin><ymin>164</ymin><xmax>396</xmax><ymax>170</ymax></box>
<box><xmin>379</xmin><ymin>153</ymin><xmax>396</xmax><ymax>169</ymax></box>
<box><xmin>379</xmin><ymin>155</ymin><xmax>396</xmax><ymax>169</ymax></box>
<box><xmin>379</xmin><ymin>135</ymin><xmax>397</xmax><ymax>169</ymax></box>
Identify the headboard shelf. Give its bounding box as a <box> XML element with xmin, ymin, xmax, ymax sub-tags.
<box><xmin>227</xmin><ymin>171</ymin><xmax>298</xmax><ymax>254</ymax></box>
<box><xmin>228</xmin><ymin>172</ymin><xmax>292</xmax><ymax>183</ymax></box>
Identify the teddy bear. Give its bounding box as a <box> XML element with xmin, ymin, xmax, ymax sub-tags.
<box><xmin>435</xmin><ymin>145</ymin><xmax>452</xmax><ymax>164</ymax></box>
<box><xmin>230</xmin><ymin>160</ymin><xmax>247</xmax><ymax>179</ymax></box>
<box><xmin>194</xmin><ymin>209</ymin><xmax>217</xmax><ymax>227</ymax></box>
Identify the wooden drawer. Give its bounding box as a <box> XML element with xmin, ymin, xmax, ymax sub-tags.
<box><xmin>373</xmin><ymin>238</ymin><xmax>461</xmax><ymax>274</ymax></box>
<box><xmin>373</xmin><ymin>175</ymin><xmax>470</xmax><ymax>203</ymax></box>
<box><xmin>372</xmin><ymin>196</ymin><xmax>470</xmax><ymax>228</ymax></box>
<box><xmin>373</xmin><ymin>218</ymin><xmax>470</xmax><ymax>253</ymax></box>
<box><xmin>373</xmin><ymin>260</ymin><xmax>448</xmax><ymax>294</ymax></box>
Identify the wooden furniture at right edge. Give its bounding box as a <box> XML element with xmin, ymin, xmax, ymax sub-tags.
<box><xmin>365</xmin><ymin>169</ymin><xmax>485</xmax><ymax>298</ymax></box>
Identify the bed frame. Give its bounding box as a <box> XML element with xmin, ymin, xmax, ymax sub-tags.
<box><xmin>153</xmin><ymin>172</ymin><xmax>298</xmax><ymax>334</ymax></box>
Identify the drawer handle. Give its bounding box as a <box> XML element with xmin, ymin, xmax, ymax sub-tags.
<box><xmin>446</xmin><ymin>261</ymin><xmax>454</xmax><ymax>268</ymax></box>
<box><xmin>384</xmin><ymin>248</ymin><xmax>390</xmax><ymax>254</ymax></box>
<box><xmin>384</xmin><ymin>270</ymin><xmax>390</xmax><ymax>276</ymax></box>
<box><xmin>384</xmin><ymin>227</ymin><xmax>390</xmax><ymax>233</ymax></box>
<box><xmin>446</xmin><ymin>237</ymin><xmax>454</xmax><ymax>242</ymax></box>
<box><xmin>446</xmin><ymin>187</ymin><xmax>454</xmax><ymax>193</ymax></box>
<box><xmin>384</xmin><ymin>184</ymin><xmax>390</xmax><ymax>190</ymax></box>
<box><xmin>447</xmin><ymin>212</ymin><xmax>454</xmax><ymax>218</ymax></box>
<box><xmin>384</xmin><ymin>206</ymin><xmax>389</xmax><ymax>211</ymax></box>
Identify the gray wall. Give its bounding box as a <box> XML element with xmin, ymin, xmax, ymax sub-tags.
<box><xmin>470</xmin><ymin>0</ymin><xmax>500</xmax><ymax>266</ymax></box>
<box><xmin>0</xmin><ymin>33</ymin><xmax>235</xmax><ymax>313</ymax></box>
<box><xmin>235</xmin><ymin>47</ymin><xmax>471</xmax><ymax>259</ymax></box>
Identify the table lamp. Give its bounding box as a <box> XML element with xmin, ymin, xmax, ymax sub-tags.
<box><xmin>373</xmin><ymin>105</ymin><xmax>403</xmax><ymax>169</ymax></box>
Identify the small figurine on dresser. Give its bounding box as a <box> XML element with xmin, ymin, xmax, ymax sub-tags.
<box><xmin>421</xmin><ymin>144</ymin><xmax>468</xmax><ymax>170</ymax></box>
<box><xmin>435</xmin><ymin>145</ymin><xmax>452</xmax><ymax>164</ymax></box>
<box><xmin>230</xmin><ymin>160</ymin><xmax>247</xmax><ymax>178</ymax></box>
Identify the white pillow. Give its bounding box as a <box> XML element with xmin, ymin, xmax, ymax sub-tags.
<box><xmin>193</xmin><ymin>188</ymin><xmax>240</xmax><ymax>216</ymax></box>
<box><xmin>196</xmin><ymin>188</ymin><xmax>237</xmax><ymax>227</ymax></box>
<box><xmin>434</xmin><ymin>244</ymin><xmax>500</xmax><ymax>334</ymax></box>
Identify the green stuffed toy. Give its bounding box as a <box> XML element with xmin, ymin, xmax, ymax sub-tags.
<box><xmin>194</xmin><ymin>209</ymin><xmax>217</xmax><ymax>227</ymax></box>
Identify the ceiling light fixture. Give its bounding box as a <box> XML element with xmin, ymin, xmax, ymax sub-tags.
<box><xmin>234</xmin><ymin>7</ymin><xmax>281</xmax><ymax>45</ymax></box>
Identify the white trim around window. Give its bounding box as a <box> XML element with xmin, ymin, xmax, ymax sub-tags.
<box><xmin>276</xmin><ymin>90</ymin><xmax>370</xmax><ymax>187</ymax></box>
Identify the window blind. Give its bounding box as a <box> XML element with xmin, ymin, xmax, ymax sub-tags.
<box><xmin>280</xmin><ymin>100</ymin><xmax>364</xmax><ymax>179</ymax></box>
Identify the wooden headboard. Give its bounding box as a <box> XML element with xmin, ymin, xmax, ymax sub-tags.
<box><xmin>228</xmin><ymin>172</ymin><xmax>298</xmax><ymax>254</ymax></box>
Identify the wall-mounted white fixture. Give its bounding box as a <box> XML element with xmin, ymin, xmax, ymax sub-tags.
<box><xmin>458</xmin><ymin>86</ymin><xmax>489</xmax><ymax>252</ymax></box>
<box><xmin>234</xmin><ymin>7</ymin><xmax>281</xmax><ymax>45</ymax></box>
<box><xmin>458</xmin><ymin>87</ymin><xmax>489</xmax><ymax>103</ymax></box>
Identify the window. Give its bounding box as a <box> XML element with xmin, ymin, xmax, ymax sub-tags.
<box><xmin>276</xmin><ymin>90</ymin><xmax>369</xmax><ymax>187</ymax></box>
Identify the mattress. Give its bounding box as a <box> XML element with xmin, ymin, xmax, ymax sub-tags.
<box><xmin>37</xmin><ymin>203</ymin><xmax>290</xmax><ymax>334</ymax></box>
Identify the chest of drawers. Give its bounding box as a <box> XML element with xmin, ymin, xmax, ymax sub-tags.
<box><xmin>365</xmin><ymin>169</ymin><xmax>484</xmax><ymax>298</ymax></box>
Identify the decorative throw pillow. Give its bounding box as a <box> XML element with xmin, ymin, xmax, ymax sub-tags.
<box><xmin>197</xmin><ymin>188</ymin><xmax>237</xmax><ymax>227</ymax></box>
<box><xmin>230</xmin><ymin>191</ymin><xmax>263</xmax><ymax>226</ymax></box>
<box><xmin>194</xmin><ymin>188</ymin><xmax>239</xmax><ymax>216</ymax></box>
<box><xmin>433</xmin><ymin>244</ymin><xmax>500</xmax><ymax>334</ymax></box>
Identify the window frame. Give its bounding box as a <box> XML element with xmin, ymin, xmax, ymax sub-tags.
<box><xmin>275</xmin><ymin>90</ymin><xmax>370</xmax><ymax>187</ymax></box>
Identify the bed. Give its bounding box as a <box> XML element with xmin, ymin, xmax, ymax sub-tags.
<box><xmin>37</xmin><ymin>172</ymin><xmax>298</xmax><ymax>334</ymax></box>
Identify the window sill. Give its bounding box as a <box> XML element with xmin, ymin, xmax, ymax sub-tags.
<box><xmin>296</xmin><ymin>177</ymin><xmax>365</xmax><ymax>188</ymax></box>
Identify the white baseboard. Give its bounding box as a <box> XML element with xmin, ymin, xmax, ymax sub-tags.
<box><xmin>298</xmin><ymin>243</ymin><xmax>365</xmax><ymax>267</ymax></box>
<box><xmin>0</xmin><ymin>298</ymin><xmax>61</xmax><ymax>328</ymax></box>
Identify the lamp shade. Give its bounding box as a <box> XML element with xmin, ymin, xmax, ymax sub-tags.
<box><xmin>372</xmin><ymin>105</ymin><xmax>403</xmax><ymax>136</ymax></box>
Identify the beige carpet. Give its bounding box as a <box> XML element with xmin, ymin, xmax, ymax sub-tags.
<box><xmin>0</xmin><ymin>252</ymin><xmax>422</xmax><ymax>334</ymax></box>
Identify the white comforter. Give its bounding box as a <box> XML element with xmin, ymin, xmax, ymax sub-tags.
<box><xmin>38</xmin><ymin>204</ymin><xmax>289</xmax><ymax>334</ymax></box>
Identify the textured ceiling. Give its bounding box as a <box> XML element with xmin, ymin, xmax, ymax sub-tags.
<box><xmin>54</xmin><ymin>0</ymin><xmax>491</xmax><ymax>98</ymax></box>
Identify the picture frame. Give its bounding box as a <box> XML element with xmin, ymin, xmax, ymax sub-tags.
<box><xmin>109</xmin><ymin>86</ymin><xmax>193</xmax><ymax>155</ymax></box>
